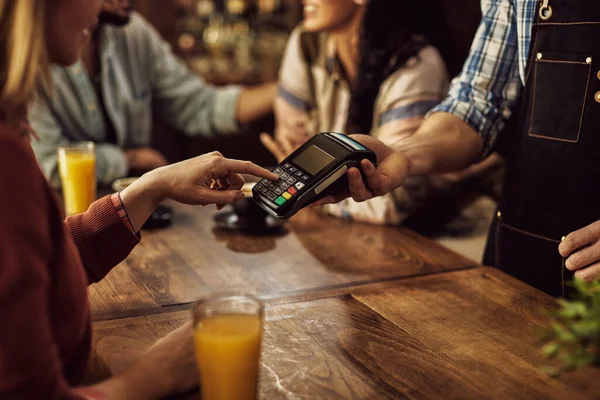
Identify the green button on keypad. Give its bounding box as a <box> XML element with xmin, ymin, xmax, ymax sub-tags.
<box><xmin>275</xmin><ymin>196</ymin><xmax>287</xmax><ymax>206</ymax></box>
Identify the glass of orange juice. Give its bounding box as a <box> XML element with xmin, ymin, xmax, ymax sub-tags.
<box><xmin>57</xmin><ymin>142</ymin><xmax>96</xmax><ymax>216</ymax></box>
<box><xmin>192</xmin><ymin>295</ymin><xmax>264</xmax><ymax>400</ymax></box>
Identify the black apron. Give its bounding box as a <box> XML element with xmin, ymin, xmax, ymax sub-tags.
<box><xmin>483</xmin><ymin>0</ymin><xmax>600</xmax><ymax>297</ymax></box>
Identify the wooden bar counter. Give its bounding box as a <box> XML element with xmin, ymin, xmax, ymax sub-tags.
<box><xmin>89</xmin><ymin>202</ymin><xmax>476</xmax><ymax>320</ymax></box>
<box><xmin>87</xmin><ymin>202</ymin><xmax>600</xmax><ymax>399</ymax></box>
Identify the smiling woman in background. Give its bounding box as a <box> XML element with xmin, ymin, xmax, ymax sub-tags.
<box><xmin>262</xmin><ymin>0</ymin><xmax>501</xmax><ymax>227</ymax></box>
<box><xmin>0</xmin><ymin>0</ymin><xmax>276</xmax><ymax>398</ymax></box>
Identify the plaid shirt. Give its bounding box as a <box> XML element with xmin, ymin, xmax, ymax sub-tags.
<box><xmin>432</xmin><ymin>0</ymin><xmax>537</xmax><ymax>155</ymax></box>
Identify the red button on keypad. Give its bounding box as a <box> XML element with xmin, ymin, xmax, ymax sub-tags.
<box><xmin>287</xmin><ymin>187</ymin><xmax>297</xmax><ymax>195</ymax></box>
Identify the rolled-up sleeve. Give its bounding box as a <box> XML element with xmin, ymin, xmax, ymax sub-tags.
<box><xmin>431</xmin><ymin>0</ymin><xmax>523</xmax><ymax>156</ymax></box>
<box><xmin>65</xmin><ymin>195</ymin><xmax>140</xmax><ymax>283</ymax></box>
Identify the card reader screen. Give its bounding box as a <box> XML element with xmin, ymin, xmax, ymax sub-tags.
<box><xmin>293</xmin><ymin>145</ymin><xmax>335</xmax><ymax>175</ymax></box>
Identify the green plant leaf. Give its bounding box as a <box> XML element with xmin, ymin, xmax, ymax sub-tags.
<box><xmin>574</xmin><ymin>351</ymin><xmax>595</xmax><ymax>368</ymax></box>
<box><xmin>551</xmin><ymin>322</ymin><xmax>577</xmax><ymax>343</ymax></box>
<box><xmin>556</xmin><ymin>300</ymin><xmax>588</xmax><ymax>318</ymax></box>
<box><xmin>542</xmin><ymin>342</ymin><xmax>560</xmax><ymax>358</ymax></box>
<box><xmin>540</xmin><ymin>366</ymin><xmax>560</xmax><ymax>377</ymax></box>
<box><xmin>537</xmin><ymin>277</ymin><xmax>600</xmax><ymax>374</ymax></box>
<box><xmin>570</xmin><ymin>320</ymin><xmax>600</xmax><ymax>338</ymax></box>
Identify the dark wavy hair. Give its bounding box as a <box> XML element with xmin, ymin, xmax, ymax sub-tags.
<box><xmin>347</xmin><ymin>0</ymin><xmax>430</xmax><ymax>135</ymax></box>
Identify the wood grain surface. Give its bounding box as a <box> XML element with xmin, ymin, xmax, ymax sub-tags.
<box><xmin>354</xmin><ymin>268</ymin><xmax>600</xmax><ymax>399</ymax></box>
<box><xmin>90</xmin><ymin>202</ymin><xmax>477</xmax><ymax>320</ymax></box>
<box><xmin>88</xmin><ymin>268</ymin><xmax>600</xmax><ymax>399</ymax></box>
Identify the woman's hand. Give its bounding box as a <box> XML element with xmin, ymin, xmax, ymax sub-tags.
<box><xmin>90</xmin><ymin>321</ymin><xmax>199</xmax><ymax>399</ymax></box>
<box><xmin>120</xmin><ymin>152</ymin><xmax>278</xmax><ymax>231</ymax></box>
<box><xmin>148</xmin><ymin>152</ymin><xmax>277</xmax><ymax>205</ymax></box>
<box><xmin>133</xmin><ymin>321</ymin><xmax>198</xmax><ymax>398</ymax></box>
<box><xmin>313</xmin><ymin>134</ymin><xmax>410</xmax><ymax>205</ymax></box>
<box><xmin>559</xmin><ymin>220</ymin><xmax>600</xmax><ymax>283</ymax></box>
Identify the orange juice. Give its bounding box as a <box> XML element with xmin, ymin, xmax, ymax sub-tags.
<box><xmin>194</xmin><ymin>314</ymin><xmax>262</xmax><ymax>400</ymax></box>
<box><xmin>58</xmin><ymin>149</ymin><xmax>96</xmax><ymax>215</ymax></box>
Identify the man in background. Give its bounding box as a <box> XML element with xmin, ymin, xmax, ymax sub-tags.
<box><xmin>30</xmin><ymin>0</ymin><xmax>277</xmax><ymax>186</ymax></box>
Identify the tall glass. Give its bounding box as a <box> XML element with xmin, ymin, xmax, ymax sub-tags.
<box><xmin>192</xmin><ymin>295</ymin><xmax>264</xmax><ymax>400</ymax></box>
<box><xmin>57</xmin><ymin>142</ymin><xmax>96</xmax><ymax>215</ymax></box>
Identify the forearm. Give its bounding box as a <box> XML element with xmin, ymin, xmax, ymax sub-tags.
<box><xmin>395</xmin><ymin>112</ymin><xmax>483</xmax><ymax>177</ymax></box>
<box><xmin>236</xmin><ymin>82</ymin><xmax>278</xmax><ymax>124</ymax></box>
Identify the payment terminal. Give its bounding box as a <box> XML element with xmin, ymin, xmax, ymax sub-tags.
<box><xmin>252</xmin><ymin>132</ymin><xmax>377</xmax><ymax>219</ymax></box>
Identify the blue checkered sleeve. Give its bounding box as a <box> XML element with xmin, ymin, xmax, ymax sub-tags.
<box><xmin>432</xmin><ymin>0</ymin><xmax>524</xmax><ymax>156</ymax></box>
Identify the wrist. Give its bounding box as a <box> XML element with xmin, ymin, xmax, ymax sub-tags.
<box><xmin>404</xmin><ymin>150</ymin><xmax>432</xmax><ymax>177</ymax></box>
<box><xmin>120</xmin><ymin>169</ymin><xmax>166</xmax><ymax>212</ymax></box>
<box><xmin>140</xmin><ymin>168</ymin><xmax>169</xmax><ymax>203</ymax></box>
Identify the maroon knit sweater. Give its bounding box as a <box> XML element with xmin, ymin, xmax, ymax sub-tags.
<box><xmin>0</xmin><ymin>124</ymin><xmax>140</xmax><ymax>399</ymax></box>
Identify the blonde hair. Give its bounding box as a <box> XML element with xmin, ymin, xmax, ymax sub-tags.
<box><xmin>0</xmin><ymin>0</ymin><xmax>48</xmax><ymax>125</ymax></box>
